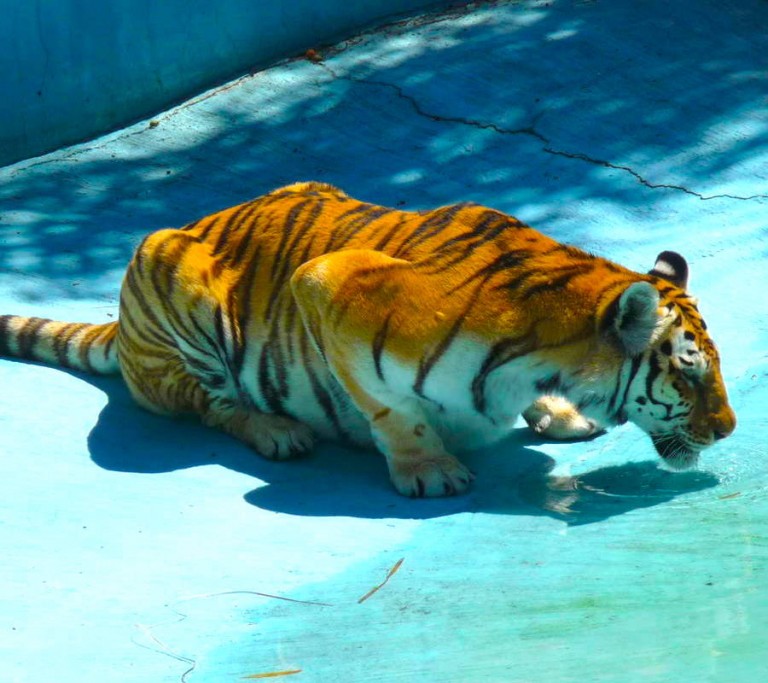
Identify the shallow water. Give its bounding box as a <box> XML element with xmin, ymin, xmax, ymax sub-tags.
<box><xmin>1</xmin><ymin>1</ymin><xmax>767</xmax><ymax>681</ymax></box>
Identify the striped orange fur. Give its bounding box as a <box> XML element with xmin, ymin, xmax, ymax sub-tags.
<box><xmin>0</xmin><ymin>182</ymin><xmax>735</xmax><ymax>496</ymax></box>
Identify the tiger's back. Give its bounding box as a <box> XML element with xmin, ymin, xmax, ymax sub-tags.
<box><xmin>0</xmin><ymin>182</ymin><xmax>735</xmax><ymax>497</ymax></box>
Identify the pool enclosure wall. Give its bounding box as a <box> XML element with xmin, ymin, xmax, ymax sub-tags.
<box><xmin>0</xmin><ymin>0</ymin><xmax>447</xmax><ymax>166</ymax></box>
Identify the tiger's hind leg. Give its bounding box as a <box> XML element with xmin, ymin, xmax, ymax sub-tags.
<box><xmin>118</xmin><ymin>227</ymin><xmax>314</xmax><ymax>461</ymax></box>
<box><xmin>120</xmin><ymin>335</ymin><xmax>315</xmax><ymax>460</ymax></box>
<box><xmin>202</xmin><ymin>405</ymin><xmax>314</xmax><ymax>461</ymax></box>
<box><xmin>523</xmin><ymin>396</ymin><xmax>604</xmax><ymax>440</ymax></box>
<box><xmin>291</xmin><ymin>249</ymin><xmax>474</xmax><ymax>497</ymax></box>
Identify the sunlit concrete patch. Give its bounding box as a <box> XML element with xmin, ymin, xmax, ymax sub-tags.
<box><xmin>1</xmin><ymin>1</ymin><xmax>767</xmax><ymax>682</ymax></box>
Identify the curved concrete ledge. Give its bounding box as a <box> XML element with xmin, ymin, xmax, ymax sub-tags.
<box><xmin>0</xmin><ymin>0</ymin><xmax>447</xmax><ymax>166</ymax></box>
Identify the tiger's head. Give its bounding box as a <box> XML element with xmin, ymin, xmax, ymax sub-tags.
<box><xmin>604</xmin><ymin>251</ymin><xmax>736</xmax><ymax>469</ymax></box>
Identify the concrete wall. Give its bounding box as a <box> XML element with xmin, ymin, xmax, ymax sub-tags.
<box><xmin>0</xmin><ymin>0</ymin><xmax>448</xmax><ymax>166</ymax></box>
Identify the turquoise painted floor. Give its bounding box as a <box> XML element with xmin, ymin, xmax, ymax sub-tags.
<box><xmin>1</xmin><ymin>1</ymin><xmax>767</xmax><ymax>681</ymax></box>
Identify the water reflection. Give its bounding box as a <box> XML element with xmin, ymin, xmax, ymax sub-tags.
<box><xmin>516</xmin><ymin>460</ymin><xmax>720</xmax><ymax>525</ymax></box>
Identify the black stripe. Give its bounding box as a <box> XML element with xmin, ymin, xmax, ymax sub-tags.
<box><xmin>326</xmin><ymin>205</ymin><xmax>392</xmax><ymax>251</ymax></box>
<box><xmin>17</xmin><ymin>317</ymin><xmax>49</xmax><ymax>358</ymax></box>
<box><xmin>306</xmin><ymin>316</ymin><xmax>326</xmax><ymax>362</ymax></box>
<box><xmin>54</xmin><ymin>322</ymin><xmax>88</xmax><ymax>367</ymax></box>
<box><xmin>211</xmin><ymin>201</ymin><xmax>259</xmax><ymax>256</ymax></box>
<box><xmin>180</xmin><ymin>218</ymin><xmax>203</xmax><ymax>232</ymax></box>
<box><xmin>224</xmin><ymin>212</ymin><xmax>260</xmax><ymax>267</ymax></box>
<box><xmin>300</xmin><ymin>333</ymin><xmax>346</xmax><ymax>439</ymax></box>
<box><xmin>146</xmin><ymin>240</ymin><xmax>200</xmax><ymax>343</ymax></box>
<box><xmin>535</xmin><ymin>372</ymin><xmax>562</xmax><ymax>393</ymax></box>
<box><xmin>436</xmin><ymin>209</ymin><xmax>517</xmax><ymax>253</ymax></box>
<box><xmin>160</xmin><ymin>233</ymin><xmax>196</xmax><ymax>297</ymax></box>
<box><xmin>645</xmin><ymin>352</ymin><xmax>674</xmax><ymax>419</ymax></box>
<box><xmin>518</xmin><ymin>267</ymin><xmax>586</xmax><ymax>301</ymax></box>
<box><xmin>185</xmin><ymin>309</ymin><xmax>225</xmax><ymax>362</ymax></box>
<box><xmin>269</xmin><ymin>199</ymin><xmax>313</xmax><ymax>281</ymax></box>
<box><xmin>117</xmin><ymin>331</ymin><xmax>168</xmax><ymax>361</ymax></box>
<box><xmin>123</xmin><ymin>269</ymin><xmax>173</xmax><ymax>342</ymax></box>
<box><xmin>212</xmin><ymin>305</ymin><xmax>235</xmax><ymax>372</ymax></box>
<box><xmin>372</xmin><ymin>313</ymin><xmax>393</xmax><ymax>381</ymax></box>
<box><xmin>211</xmin><ymin>303</ymin><xmax>245</xmax><ymax>394</ymax></box>
<box><xmin>211</xmin><ymin>303</ymin><xmax>228</xmax><ymax>346</ymax></box>
<box><xmin>118</xmin><ymin>356</ymin><xmax>143</xmax><ymax>392</ymax></box>
<box><xmin>102</xmin><ymin>330</ymin><xmax>118</xmax><ymax>364</ymax></box>
<box><xmin>282</xmin><ymin>303</ymin><xmax>298</xmax><ymax>366</ymax></box>
<box><xmin>264</xmin><ymin>199</ymin><xmax>321</xmax><ymax>322</ymax></box>
<box><xmin>612</xmin><ymin>355</ymin><xmax>643</xmax><ymax>422</ymax></box>
<box><xmin>421</xmin><ymin>212</ymin><xmax>520</xmax><ymax>275</ymax></box>
<box><xmin>132</xmin><ymin>234</ymin><xmax>153</xmax><ymax>275</ymax></box>
<box><xmin>77</xmin><ymin>329</ymin><xmax>97</xmax><ymax>372</ymax></box>
<box><xmin>222</xmin><ymin>295</ymin><xmax>246</xmax><ymax>378</ymax></box>
<box><xmin>577</xmin><ymin>393</ymin><xmax>605</xmax><ymax>411</ymax></box>
<box><xmin>492</xmin><ymin>269</ymin><xmax>538</xmax><ymax>294</ymax></box>
<box><xmin>228</xmin><ymin>244</ymin><xmax>262</xmax><ymax>380</ymax></box>
<box><xmin>258</xmin><ymin>343</ymin><xmax>281</xmax><ymax>414</ymax></box>
<box><xmin>607</xmin><ymin>362</ymin><xmax>627</xmax><ymax>413</ymax></box>
<box><xmin>413</xmin><ymin>283</ymin><xmax>485</xmax><ymax>397</ymax></box>
<box><xmin>394</xmin><ymin>203</ymin><xmax>471</xmax><ymax>256</ymax></box>
<box><xmin>0</xmin><ymin>315</ymin><xmax>13</xmax><ymax>355</ymax></box>
<box><xmin>52</xmin><ymin>322</ymin><xmax>77</xmax><ymax>365</ymax></box>
<box><xmin>554</xmin><ymin>244</ymin><xmax>595</xmax><ymax>260</ymax></box>
<box><xmin>283</xmin><ymin>238</ymin><xmax>317</xmax><ymax>365</ymax></box>
<box><xmin>184</xmin><ymin>353</ymin><xmax>225</xmax><ymax>389</ymax></box>
<box><xmin>123</xmin><ymin>288</ymin><xmax>179</xmax><ymax>351</ymax></box>
<box><xmin>472</xmin><ymin>335</ymin><xmax>533</xmax><ymax>414</ymax></box>
<box><xmin>196</xmin><ymin>212</ymin><xmax>228</xmax><ymax>243</ymax></box>
<box><xmin>129</xmin><ymin>266</ymin><xmax>212</xmax><ymax>364</ymax></box>
<box><xmin>448</xmin><ymin>250</ymin><xmax>534</xmax><ymax>294</ymax></box>
<box><xmin>325</xmin><ymin>203</ymin><xmax>378</xmax><ymax>250</ymax></box>
<box><xmin>371</xmin><ymin>214</ymin><xmax>409</xmax><ymax>252</ymax></box>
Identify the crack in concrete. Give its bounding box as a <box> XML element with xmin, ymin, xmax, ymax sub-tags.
<box><xmin>12</xmin><ymin>55</ymin><xmax>766</xmax><ymax>207</ymax></box>
<box><xmin>321</xmin><ymin>64</ymin><xmax>547</xmax><ymax>142</ymax></box>
<box><xmin>540</xmin><ymin>147</ymin><xmax>768</xmax><ymax>202</ymax></box>
<box><xmin>322</xmin><ymin>65</ymin><xmax>767</xmax><ymax>203</ymax></box>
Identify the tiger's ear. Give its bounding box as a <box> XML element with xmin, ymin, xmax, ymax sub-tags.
<box><xmin>648</xmin><ymin>251</ymin><xmax>688</xmax><ymax>289</ymax></box>
<box><xmin>609</xmin><ymin>282</ymin><xmax>661</xmax><ymax>356</ymax></box>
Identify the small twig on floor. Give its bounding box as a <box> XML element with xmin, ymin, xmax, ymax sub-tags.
<box><xmin>180</xmin><ymin>589</ymin><xmax>332</xmax><ymax>607</ymax></box>
<box><xmin>242</xmin><ymin>670</ymin><xmax>302</xmax><ymax>679</ymax></box>
<box><xmin>358</xmin><ymin>558</ymin><xmax>405</xmax><ymax>604</ymax></box>
<box><xmin>133</xmin><ymin>622</ymin><xmax>197</xmax><ymax>683</ymax></box>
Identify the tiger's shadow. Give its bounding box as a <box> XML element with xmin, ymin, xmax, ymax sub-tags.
<box><xmin>86</xmin><ymin>374</ymin><xmax>719</xmax><ymax>523</ymax></box>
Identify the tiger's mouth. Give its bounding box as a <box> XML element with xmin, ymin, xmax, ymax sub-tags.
<box><xmin>651</xmin><ymin>433</ymin><xmax>701</xmax><ymax>471</ymax></box>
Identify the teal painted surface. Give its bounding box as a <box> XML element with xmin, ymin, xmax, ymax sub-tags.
<box><xmin>0</xmin><ymin>0</ymin><xmax>447</xmax><ymax>166</ymax></box>
<box><xmin>1</xmin><ymin>1</ymin><xmax>767</xmax><ymax>682</ymax></box>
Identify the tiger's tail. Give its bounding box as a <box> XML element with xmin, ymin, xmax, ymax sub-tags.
<box><xmin>0</xmin><ymin>315</ymin><xmax>120</xmax><ymax>375</ymax></box>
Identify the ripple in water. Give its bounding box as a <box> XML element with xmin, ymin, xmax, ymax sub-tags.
<box><xmin>517</xmin><ymin>459</ymin><xmax>721</xmax><ymax>522</ymax></box>
<box><xmin>693</xmin><ymin>440</ymin><xmax>768</xmax><ymax>504</ymax></box>
<box><xmin>517</xmin><ymin>437</ymin><xmax>766</xmax><ymax>522</ymax></box>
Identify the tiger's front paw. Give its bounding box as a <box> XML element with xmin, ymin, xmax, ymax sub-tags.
<box><xmin>388</xmin><ymin>451</ymin><xmax>475</xmax><ymax>497</ymax></box>
<box><xmin>523</xmin><ymin>396</ymin><xmax>602</xmax><ymax>440</ymax></box>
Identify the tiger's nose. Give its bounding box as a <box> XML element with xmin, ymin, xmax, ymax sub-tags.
<box><xmin>712</xmin><ymin>406</ymin><xmax>737</xmax><ymax>441</ymax></box>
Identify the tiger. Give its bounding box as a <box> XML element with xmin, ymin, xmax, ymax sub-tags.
<box><xmin>0</xmin><ymin>182</ymin><xmax>736</xmax><ymax>497</ymax></box>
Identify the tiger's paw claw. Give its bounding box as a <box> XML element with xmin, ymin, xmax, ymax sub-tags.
<box><xmin>245</xmin><ymin>416</ymin><xmax>315</xmax><ymax>460</ymax></box>
<box><xmin>389</xmin><ymin>453</ymin><xmax>474</xmax><ymax>497</ymax></box>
